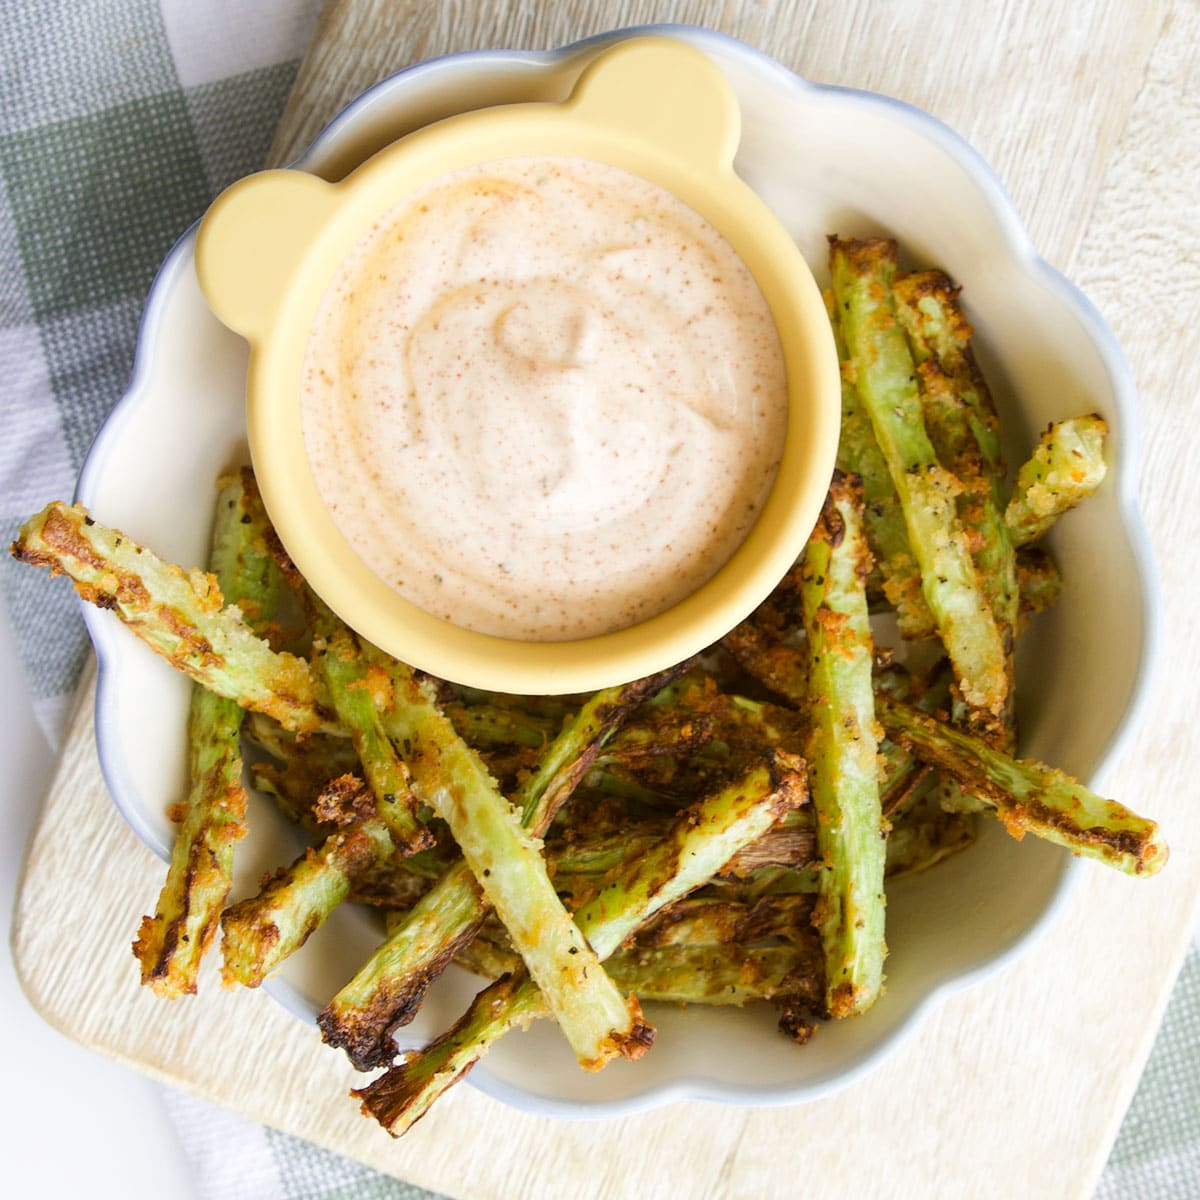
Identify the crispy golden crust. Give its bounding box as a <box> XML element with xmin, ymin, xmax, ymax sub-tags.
<box><xmin>828</xmin><ymin>233</ymin><xmax>897</xmax><ymax>277</ymax></box>
<box><xmin>592</xmin><ymin>995</ymin><xmax>656</xmax><ymax>1067</ymax></box>
<box><xmin>311</xmin><ymin>773</ymin><xmax>375</xmax><ymax>827</ymax></box>
<box><xmin>131</xmin><ymin>761</ymin><xmax>245</xmax><ymax>998</ymax></box>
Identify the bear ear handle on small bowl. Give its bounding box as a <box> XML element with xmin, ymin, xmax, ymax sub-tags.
<box><xmin>194</xmin><ymin>38</ymin><xmax>743</xmax><ymax>343</ymax></box>
<box><xmin>192</xmin><ymin>36</ymin><xmax>841</xmax><ymax>696</ymax></box>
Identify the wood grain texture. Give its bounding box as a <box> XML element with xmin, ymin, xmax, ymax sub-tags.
<box><xmin>269</xmin><ymin>0</ymin><xmax>1167</xmax><ymax>266</ymax></box>
<box><xmin>15</xmin><ymin>2</ymin><xmax>1200</xmax><ymax>1198</ymax></box>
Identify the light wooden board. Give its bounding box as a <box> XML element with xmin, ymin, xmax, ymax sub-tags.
<box><xmin>14</xmin><ymin>2</ymin><xmax>1200</xmax><ymax>1197</ymax></box>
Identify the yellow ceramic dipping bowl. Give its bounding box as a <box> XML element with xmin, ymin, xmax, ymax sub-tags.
<box><xmin>195</xmin><ymin>36</ymin><xmax>840</xmax><ymax>694</ymax></box>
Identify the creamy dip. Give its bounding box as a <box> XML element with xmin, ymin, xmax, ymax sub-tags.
<box><xmin>301</xmin><ymin>156</ymin><xmax>787</xmax><ymax>640</ymax></box>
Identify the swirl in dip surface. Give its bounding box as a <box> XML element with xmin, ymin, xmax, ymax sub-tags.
<box><xmin>301</xmin><ymin>156</ymin><xmax>787</xmax><ymax>641</ymax></box>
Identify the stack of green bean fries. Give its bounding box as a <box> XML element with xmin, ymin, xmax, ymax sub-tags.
<box><xmin>10</xmin><ymin>235</ymin><xmax>1163</xmax><ymax>1135</ymax></box>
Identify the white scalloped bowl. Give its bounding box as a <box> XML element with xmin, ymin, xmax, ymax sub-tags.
<box><xmin>77</xmin><ymin>25</ymin><xmax>1158</xmax><ymax>1119</ymax></box>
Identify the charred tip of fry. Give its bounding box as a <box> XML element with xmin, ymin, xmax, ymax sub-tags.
<box><xmin>775</xmin><ymin>997</ymin><xmax>820</xmax><ymax>1044</ymax></box>
<box><xmin>318</xmin><ymin>966</ymin><xmax>443</xmax><ymax>1070</ymax></box>
<box><xmin>352</xmin><ymin>1051</ymin><xmax>463</xmax><ymax>1137</ymax></box>
<box><xmin>613</xmin><ymin>998</ymin><xmax>656</xmax><ymax>1063</ymax></box>
<box><xmin>318</xmin><ymin>1005</ymin><xmax>397</xmax><ymax>1072</ymax></box>
<box><xmin>827</xmin><ymin>234</ymin><xmax>898</xmax><ymax>269</ymax></box>
<box><xmin>893</xmin><ymin>268</ymin><xmax>958</xmax><ymax>300</ymax></box>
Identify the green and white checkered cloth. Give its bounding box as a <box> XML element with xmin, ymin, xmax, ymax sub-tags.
<box><xmin>1</xmin><ymin>3</ymin><xmax>1193</xmax><ymax>1196</ymax></box>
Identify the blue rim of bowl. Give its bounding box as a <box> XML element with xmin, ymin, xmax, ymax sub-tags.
<box><xmin>77</xmin><ymin>23</ymin><xmax>1162</xmax><ymax>1119</ymax></box>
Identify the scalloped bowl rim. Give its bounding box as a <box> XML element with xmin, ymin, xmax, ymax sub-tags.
<box><xmin>76</xmin><ymin>24</ymin><xmax>1161</xmax><ymax>1120</ymax></box>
